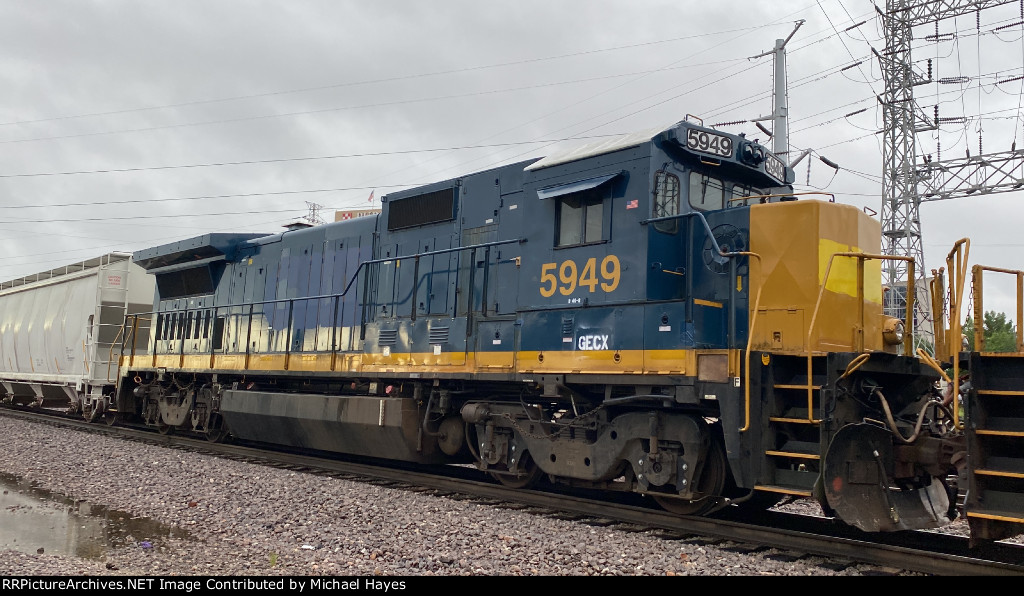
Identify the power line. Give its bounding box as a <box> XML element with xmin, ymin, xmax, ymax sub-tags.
<box><xmin>0</xmin><ymin>29</ymin><xmax>765</xmax><ymax>130</ymax></box>
<box><xmin>0</xmin><ymin>208</ymin><xmax>304</xmax><ymax>225</ymax></box>
<box><xmin>0</xmin><ymin>136</ymin><xmax>623</xmax><ymax>179</ymax></box>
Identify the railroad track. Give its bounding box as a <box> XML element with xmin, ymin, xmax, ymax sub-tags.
<box><xmin>3</xmin><ymin>405</ymin><xmax>1022</xmax><ymax>577</ymax></box>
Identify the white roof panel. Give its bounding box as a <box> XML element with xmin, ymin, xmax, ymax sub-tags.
<box><xmin>524</xmin><ymin>122</ymin><xmax>678</xmax><ymax>172</ymax></box>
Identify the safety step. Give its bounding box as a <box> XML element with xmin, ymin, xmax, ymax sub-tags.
<box><xmin>965</xmin><ymin>510</ymin><xmax>1024</xmax><ymax>524</ymax></box>
<box><xmin>753</xmin><ymin>484</ymin><xmax>813</xmax><ymax>498</ymax></box>
<box><xmin>774</xmin><ymin>439</ymin><xmax>819</xmax><ymax>454</ymax></box>
<box><xmin>974</xmin><ymin>456</ymin><xmax>1024</xmax><ymax>478</ymax></box>
<box><xmin>768</xmin><ymin>416</ymin><xmax>820</xmax><ymax>425</ymax></box>
<box><xmin>977</xmin><ymin>430</ymin><xmax>1024</xmax><ymax>438</ymax></box>
<box><xmin>976</xmin><ymin>469</ymin><xmax>1024</xmax><ymax>479</ymax></box>
<box><xmin>765</xmin><ymin>450</ymin><xmax>820</xmax><ymax>461</ymax></box>
<box><xmin>974</xmin><ymin>352</ymin><xmax>1024</xmax><ymax>358</ymax></box>
<box><xmin>768</xmin><ymin>408</ymin><xmax>820</xmax><ymax>424</ymax></box>
<box><xmin>966</xmin><ymin>489</ymin><xmax>1024</xmax><ymax>523</ymax></box>
<box><xmin>974</xmin><ymin>416</ymin><xmax>1024</xmax><ymax>435</ymax></box>
<box><xmin>977</xmin><ymin>389</ymin><xmax>1024</xmax><ymax>397</ymax></box>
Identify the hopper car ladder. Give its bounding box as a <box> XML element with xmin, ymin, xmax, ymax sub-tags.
<box><xmin>962</xmin><ymin>264</ymin><xmax>1024</xmax><ymax>544</ymax></box>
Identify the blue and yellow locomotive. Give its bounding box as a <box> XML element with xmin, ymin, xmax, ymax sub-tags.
<box><xmin>111</xmin><ymin>116</ymin><xmax>1023</xmax><ymax>541</ymax></box>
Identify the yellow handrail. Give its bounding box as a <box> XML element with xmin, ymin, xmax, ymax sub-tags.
<box><xmin>732</xmin><ymin>251</ymin><xmax>764</xmax><ymax>433</ymax></box>
<box><xmin>106</xmin><ymin>319</ymin><xmax>128</xmax><ymax>383</ymax></box>
<box><xmin>727</xmin><ymin>191</ymin><xmax>836</xmax><ymax>204</ymax></box>
<box><xmin>970</xmin><ymin>264</ymin><xmax>1024</xmax><ymax>353</ymax></box>
<box><xmin>944</xmin><ymin>239</ymin><xmax>970</xmax><ymax>429</ymax></box>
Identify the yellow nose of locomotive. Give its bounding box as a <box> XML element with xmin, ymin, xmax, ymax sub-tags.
<box><xmin>747</xmin><ymin>199</ymin><xmax>885</xmax><ymax>354</ymax></box>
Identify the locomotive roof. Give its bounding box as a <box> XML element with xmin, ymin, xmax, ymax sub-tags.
<box><xmin>524</xmin><ymin>121</ymin><xmax>677</xmax><ymax>172</ymax></box>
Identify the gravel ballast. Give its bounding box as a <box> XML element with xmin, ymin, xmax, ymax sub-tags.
<box><xmin>0</xmin><ymin>416</ymin><xmax>924</xmax><ymax>576</ymax></box>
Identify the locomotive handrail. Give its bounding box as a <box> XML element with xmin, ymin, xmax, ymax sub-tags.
<box><xmin>970</xmin><ymin>263</ymin><xmax>1024</xmax><ymax>353</ymax></box>
<box><xmin>806</xmin><ymin>252</ymin><xmax>915</xmax><ymax>422</ymax></box>
<box><xmin>916</xmin><ymin>348</ymin><xmax>952</xmax><ymax>385</ymax></box>
<box><xmin>106</xmin><ymin>320</ymin><xmax>126</xmax><ymax>383</ymax></box>
<box><xmin>640</xmin><ymin>208</ymin><xmax>767</xmax><ymax>432</ymax></box>
<box><xmin>728</xmin><ymin>250</ymin><xmax>764</xmax><ymax>433</ymax></box>
<box><xmin>929</xmin><ymin>268</ymin><xmax>948</xmax><ymax>361</ymax></box>
<box><xmin>641</xmin><ymin>210</ymin><xmax>729</xmax><ymax>267</ymax></box>
<box><xmin>945</xmin><ymin>239</ymin><xmax>970</xmax><ymax>429</ymax></box>
<box><xmin>967</xmin><ymin>262</ymin><xmax>1024</xmax><ymax>430</ymax></box>
<box><xmin>726</xmin><ymin>191</ymin><xmax>835</xmax><ymax>204</ymax></box>
<box><xmin>108</xmin><ymin>314</ymin><xmax>147</xmax><ymax>383</ymax></box>
<box><xmin>135</xmin><ymin>238</ymin><xmax>524</xmax><ymax>370</ymax></box>
<box><xmin>337</xmin><ymin>237</ymin><xmax>524</xmax><ymax>299</ymax></box>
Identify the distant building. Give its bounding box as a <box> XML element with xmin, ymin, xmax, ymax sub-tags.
<box><xmin>283</xmin><ymin>220</ymin><xmax>315</xmax><ymax>231</ymax></box>
<box><xmin>886</xmin><ymin>277</ymin><xmax>936</xmax><ymax>343</ymax></box>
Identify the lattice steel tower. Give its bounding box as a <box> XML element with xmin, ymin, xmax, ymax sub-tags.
<box><xmin>877</xmin><ymin>0</ymin><xmax>1016</xmax><ymax>350</ymax></box>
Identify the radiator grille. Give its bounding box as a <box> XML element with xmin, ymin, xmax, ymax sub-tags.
<box><xmin>378</xmin><ymin>329</ymin><xmax>398</xmax><ymax>346</ymax></box>
<box><xmin>387</xmin><ymin>187</ymin><xmax>455</xmax><ymax>231</ymax></box>
<box><xmin>429</xmin><ymin>326</ymin><xmax>450</xmax><ymax>344</ymax></box>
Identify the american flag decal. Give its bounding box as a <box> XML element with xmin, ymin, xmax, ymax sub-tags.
<box><xmin>626</xmin><ymin>199</ymin><xmax>639</xmax><ymax>209</ymax></box>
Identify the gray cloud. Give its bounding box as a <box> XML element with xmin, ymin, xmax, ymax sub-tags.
<box><xmin>0</xmin><ymin>0</ymin><xmax>1021</xmax><ymax>316</ymax></box>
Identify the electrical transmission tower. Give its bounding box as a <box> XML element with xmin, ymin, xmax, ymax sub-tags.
<box><xmin>876</xmin><ymin>0</ymin><xmax>1017</xmax><ymax>351</ymax></box>
<box><xmin>304</xmin><ymin>201</ymin><xmax>326</xmax><ymax>225</ymax></box>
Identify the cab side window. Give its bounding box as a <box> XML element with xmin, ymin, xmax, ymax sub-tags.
<box><xmin>652</xmin><ymin>171</ymin><xmax>680</xmax><ymax>233</ymax></box>
<box><xmin>556</xmin><ymin>185</ymin><xmax>608</xmax><ymax>247</ymax></box>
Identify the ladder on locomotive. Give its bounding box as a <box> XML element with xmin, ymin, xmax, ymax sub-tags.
<box><xmin>748</xmin><ymin>250</ymin><xmax>906</xmax><ymax>499</ymax></box>
<box><xmin>753</xmin><ymin>354</ymin><xmax>826</xmax><ymax>498</ymax></box>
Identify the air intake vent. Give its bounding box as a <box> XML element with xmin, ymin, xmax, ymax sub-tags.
<box><xmin>561</xmin><ymin>316</ymin><xmax>574</xmax><ymax>336</ymax></box>
<box><xmin>378</xmin><ymin>329</ymin><xmax>398</xmax><ymax>346</ymax></box>
<box><xmin>387</xmin><ymin>187</ymin><xmax>456</xmax><ymax>231</ymax></box>
<box><xmin>429</xmin><ymin>326</ymin><xmax>450</xmax><ymax>344</ymax></box>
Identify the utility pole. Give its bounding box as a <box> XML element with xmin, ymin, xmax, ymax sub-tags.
<box><xmin>751</xmin><ymin>20</ymin><xmax>805</xmax><ymax>158</ymax></box>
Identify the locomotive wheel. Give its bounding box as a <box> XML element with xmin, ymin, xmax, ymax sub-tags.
<box><xmin>104</xmin><ymin>411</ymin><xmax>120</xmax><ymax>427</ymax></box>
<box><xmin>157</xmin><ymin>422</ymin><xmax>175</xmax><ymax>435</ymax></box>
<box><xmin>491</xmin><ymin>452</ymin><xmax>543</xmax><ymax>489</ymax></box>
<box><xmin>653</xmin><ymin>438</ymin><xmax>728</xmax><ymax>516</ymax></box>
<box><xmin>204</xmin><ymin>414</ymin><xmax>228</xmax><ymax>443</ymax></box>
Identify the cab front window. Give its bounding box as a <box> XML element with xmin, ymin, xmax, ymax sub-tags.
<box><xmin>688</xmin><ymin>172</ymin><xmax>725</xmax><ymax>211</ymax></box>
<box><xmin>729</xmin><ymin>184</ymin><xmax>767</xmax><ymax>208</ymax></box>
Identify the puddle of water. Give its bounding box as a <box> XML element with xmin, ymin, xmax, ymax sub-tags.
<box><xmin>0</xmin><ymin>471</ymin><xmax>189</xmax><ymax>561</ymax></box>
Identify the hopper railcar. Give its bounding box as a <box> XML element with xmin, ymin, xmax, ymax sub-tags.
<box><xmin>99</xmin><ymin>116</ymin><xmax>1023</xmax><ymax>543</ymax></box>
<box><xmin>0</xmin><ymin>253</ymin><xmax>155</xmax><ymax>418</ymax></box>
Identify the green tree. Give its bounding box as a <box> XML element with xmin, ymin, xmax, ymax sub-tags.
<box><xmin>962</xmin><ymin>310</ymin><xmax>1019</xmax><ymax>352</ymax></box>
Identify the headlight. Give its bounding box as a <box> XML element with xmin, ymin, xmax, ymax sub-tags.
<box><xmin>882</xmin><ymin>318</ymin><xmax>905</xmax><ymax>346</ymax></box>
<box><xmin>741</xmin><ymin>142</ymin><xmax>766</xmax><ymax>166</ymax></box>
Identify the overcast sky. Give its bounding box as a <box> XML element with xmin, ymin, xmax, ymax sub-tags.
<box><xmin>1</xmin><ymin>0</ymin><xmax>1023</xmax><ymax>319</ymax></box>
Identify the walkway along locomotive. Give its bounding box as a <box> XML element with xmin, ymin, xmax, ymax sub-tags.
<box><xmin>98</xmin><ymin>116</ymin><xmax>1023</xmax><ymax>544</ymax></box>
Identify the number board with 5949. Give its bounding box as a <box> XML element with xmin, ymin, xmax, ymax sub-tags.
<box><xmin>685</xmin><ymin>128</ymin><xmax>733</xmax><ymax>158</ymax></box>
<box><xmin>763</xmin><ymin>153</ymin><xmax>786</xmax><ymax>184</ymax></box>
